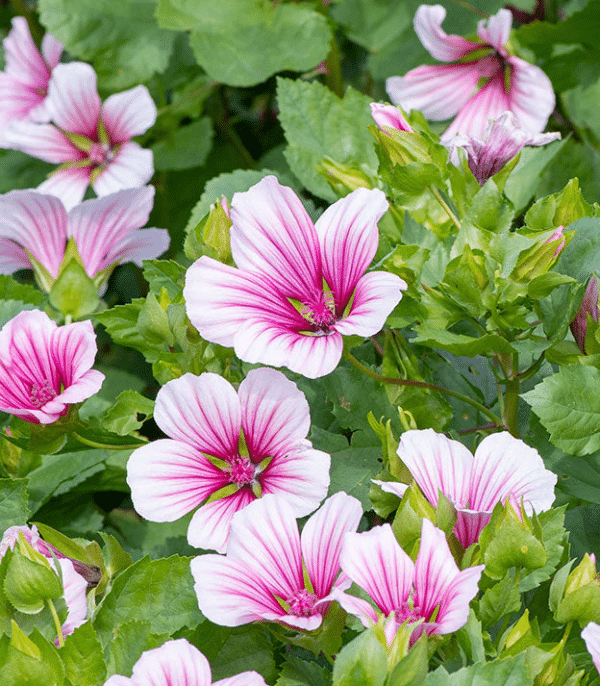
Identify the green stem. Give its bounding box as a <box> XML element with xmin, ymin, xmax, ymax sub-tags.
<box><xmin>47</xmin><ymin>598</ymin><xmax>64</xmax><ymax>648</ymax></box>
<box><xmin>206</xmin><ymin>88</ymin><xmax>255</xmax><ymax>169</ymax></box>
<box><xmin>429</xmin><ymin>186</ymin><xmax>461</xmax><ymax>231</ymax></box>
<box><xmin>448</xmin><ymin>0</ymin><xmax>488</xmax><ymax>17</ymax></box>
<box><xmin>344</xmin><ymin>348</ymin><xmax>501</xmax><ymax>424</ymax></box>
<box><xmin>324</xmin><ymin>36</ymin><xmax>343</xmax><ymax>98</ymax></box>
<box><xmin>499</xmin><ymin>353</ymin><xmax>520</xmax><ymax>437</ymax></box>
<box><xmin>71</xmin><ymin>432</ymin><xmax>143</xmax><ymax>451</ymax></box>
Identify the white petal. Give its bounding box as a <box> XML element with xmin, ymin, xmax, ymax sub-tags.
<box><xmin>187</xmin><ymin>490</ymin><xmax>255</xmax><ymax>553</ymax></box>
<box><xmin>414</xmin><ymin>5</ymin><xmax>480</xmax><ymax>61</ymax></box>
<box><xmin>101</xmin><ymin>85</ymin><xmax>157</xmax><ymax>143</ymax></box>
<box><xmin>92</xmin><ymin>142</ymin><xmax>154</xmax><ymax>196</ymax></box>
<box><xmin>130</xmin><ymin>639</ymin><xmax>212</xmax><ymax>686</ymax></box>
<box><xmin>46</xmin><ymin>63</ymin><xmax>100</xmax><ymax>137</ymax></box>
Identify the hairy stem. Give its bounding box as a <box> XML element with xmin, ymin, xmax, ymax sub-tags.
<box><xmin>429</xmin><ymin>186</ymin><xmax>461</xmax><ymax>230</ymax></box>
<box><xmin>71</xmin><ymin>432</ymin><xmax>144</xmax><ymax>451</ymax></box>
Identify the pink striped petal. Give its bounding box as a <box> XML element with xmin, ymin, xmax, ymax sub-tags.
<box><xmin>469</xmin><ymin>432</ymin><xmax>556</xmax><ymax>514</ymax></box>
<box><xmin>315</xmin><ymin>187</ymin><xmax>388</xmax><ymax>309</ymax></box>
<box><xmin>3</xmin><ymin>121</ymin><xmax>81</xmax><ymax>163</ymax></box>
<box><xmin>226</xmin><ymin>495</ymin><xmax>304</xmax><ymax>599</ymax></box>
<box><xmin>215</xmin><ymin>673</ymin><xmax>267</xmax><ymax>686</ymax></box>
<box><xmin>109</xmin><ymin>228</ymin><xmax>169</xmax><ymax>268</ymax></box>
<box><xmin>101</xmin><ymin>86</ymin><xmax>156</xmax><ymax>143</ymax></box>
<box><xmin>330</xmin><ymin>589</ymin><xmax>378</xmax><ymax>627</ymax></box>
<box><xmin>0</xmin><ymin>190</ymin><xmax>68</xmax><ymax>279</ymax></box>
<box><xmin>442</xmin><ymin>72</ymin><xmax>509</xmax><ymax>140</ymax></box>
<box><xmin>260</xmin><ymin>448</ymin><xmax>330</xmax><ymax>517</ymax></box>
<box><xmin>153</xmin><ymin>373</ymin><xmax>241</xmax><ymax>458</ymax></box>
<box><xmin>414</xmin><ymin>5</ymin><xmax>480</xmax><ymax>62</ymax></box>
<box><xmin>46</xmin><ymin>63</ymin><xmax>100</xmax><ymax>137</ymax></box>
<box><xmin>238</xmin><ymin>367</ymin><xmax>311</xmax><ymax>458</ymax></box>
<box><xmin>58</xmin><ymin>558</ymin><xmax>88</xmax><ymax>636</ymax></box>
<box><xmin>67</xmin><ymin>186</ymin><xmax>156</xmax><ymax>276</ymax></box>
<box><xmin>340</xmin><ymin>524</ymin><xmax>414</xmax><ymax>616</ymax></box>
<box><xmin>3</xmin><ymin>17</ymin><xmax>53</xmax><ymax>88</ymax></box>
<box><xmin>476</xmin><ymin>9</ymin><xmax>511</xmax><ymax>54</ymax></box>
<box><xmin>92</xmin><ymin>142</ymin><xmax>154</xmax><ymax>196</ymax></box>
<box><xmin>0</xmin><ymin>73</ymin><xmax>47</xmax><ymax>126</ymax></box>
<box><xmin>128</xmin><ymin>639</ymin><xmax>212</xmax><ymax>686</ymax></box>
<box><xmin>370</xmin><ymin>102</ymin><xmax>413</xmax><ymax>132</ymax></box>
<box><xmin>191</xmin><ymin>554</ymin><xmax>286</xmax><ymax>627</ymax></box>
<box><xmin>127</xmin><ymin>439</ymin><xmax>228</xmax><ymax>522</ymax></box>
<box><xmin>334</xmin><ymin>271</ymin><xmax>406</xmax><ymax>337</ymax></box>
<box><xmin>41</xmin><ymin>32</ymin><xmax>64</xmax><ymax>70</ymax></box>
<box><xmin>582</xmin><ymin>622</ymin><xmax>600</xmax><ymax>672</ymax></box>
<box><xmin>301</xmin><ymin>492</ymin><xmax>362</xmax><ymax>598</ymax></box>
<box><xmin>397</xmin><ymin>429</ymin><xmax>472</xmax><ymax>509</ymax></box>
<box><xmin>0</xmin><ymin>238</ymin><xmax>30</xmax><ymax>273</ymax></box>
<box><xmin>454</xmin><ymin>509</ymin><xmax>492</xmax><ymax>549</ymax></box>
<box><xmin>234</xmin><ymin>319</ymin><xmax>344</xmax><ymax>379</ymax></box>
<box><xmin>187</xmin><ymin>489</ymin><xmax>255</xmax><ymax>553</ymax></box>
<box><xmin>229</xmin><ymin>176</ymin><xmax>322</xmax><ymax>298</ymax></box>
<box><xmin>38</xmin><ymin>167</ymin><xmax>92</xmax><ymax>211</ymax></box>
<box><xmin>387</xmin><ymin>62</ymin><xmax>481</xmax><ymax>121</ymax></box>
<box><xmin>414</xmin><ymin>519</ymin><xmax>482</xmax><ymax>629</ymax></box>
<box><xmin>507</xmin><ymin>57</ymin><xmax>555</xmax><ymax>134</ymax></box>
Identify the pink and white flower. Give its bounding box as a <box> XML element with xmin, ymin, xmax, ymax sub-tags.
<box><xmin>0</xmin><ymin>309</ymin><xmax>104</xmax><ymax>424</ymax></box>
<box><xmin>446</xmin><ymin>111</ymin><xmax>561</xmax><ymax>184</ymax></box>
<box><xmin>104</xmin><ymin>638</ymin><xmax>267</xmax><ymax>686</ymax></box>
<box><xmin>333</xmin><ymin>519</ymin><xmax>483</xmax><ymax>644</ymax></box>
<box><xmin>127</xmin><ymin>368</ymin><xmax>331</xmax><ymax>553</ymax></box>
<box><xmin>570</xmin><ymin>276</ymin><xmax>599</xmax><ymax>354</ymax></box>
<box><xmin>0</xmin><ymin>17</ymin><xmax>63</xmax><ymax>141</ymax></box>
<box><xmin>582</xmin><ymin>622</ymin><xmax>600</xmax><ymax>673</ymax></box>
<box><xmin>0</xmin><ymin>186</ymin><xmax>168</xmax><ymax>292</ymax></box>
<box><xmin>0</xmin><ymin>524</ymin><xmax>88</xmax><ymax>638</ymax></box>
<box><xmin>184</xmin><ymin>175</ymin><xmax>406</xmax><ymax>379</ymax></box>
<box><xmin>191</xmin><ymin>492</ymin><xmax>363</xmax><ymax>630</ymax></box>
<box><xmin>4</xmin><ymin>62</ymin><xmax>156</xmax><ymax>209</ymax></box>
<box><xmin>370</xmin><ymin>102</ymin><xmax>413</xmax><ymax>133</ymax></box>
<box><xmin>375</xmin><ymin>429</ymin><xmax>556</xmax><ymax>548</ymax></box>
<box><xmin>386</xmin><ymin>5</ymin><xmax>555</xmax><ymax>140</ymax></box>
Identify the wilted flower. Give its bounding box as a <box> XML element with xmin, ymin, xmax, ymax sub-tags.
<box><xmin>191</xmin><ymin>493</ymin><xmax>362</xmax><ymax>630</ymax></box>
<box><xmin>0</xmin><ymin>186</ymin><xmax>168</xmax><ymax>293</ymax></box>
<box><xmin>5</xmin><ymin>62</ymin><xmax>156</xmax><ymax>209</ymax></box>
<box><xmin>103</xmin><ymin>638</ymin><xmax>267</xmax><ymax>686</ymax></box>
<box><xmin>570</xmin><ymin>277</ymin><xmax>599</xmax><ymax>354</ymax></box>
<box><xmin>184</xmin><ymin>175</ymin><xmax>406</xmax><ymax>379</ymax></box>
<box><xmin>0</xmin><ymin>17</ymin><xmax>63</xmax><ymax>141</ymax></box>
<box><xmin>332</xmin><ymin>519</ymin><xmax>483</xmax><ymax>644</ymax></box>
<box><xmin>0</xmin><ymin>524</ymin><xmax>88</xmax><ymax>637</ymax></box>
<box><xmin>387</xmin><ymin>5</ymin><xmax>555</xmax><ymax>140</ymax></box>
<box><xmin>0</xmin><ymin>309</ymin><xmax>104</xmax><ymax>424</ymax></box>
<box><xmin>375</xmin><ymin>429</ymin><xmax>556</xmax><ymax>548</ymax></box>
<box><xmin>127</xmin><ymin>368</ymin><xmax>331</xmax><ymax>553</ymax></box>
<box><xmin>582</xmin><ymin>622</ymin><xmax>600</xmax><ymax>673</ymax></box>
<box><xmin>446</xmin><ymin>111</ymin><xmax>561</xmax><ymax>184</ymax></box>
<box><xmin>370</xmin><ymin>102</ymin><xmax>413</xmax><ymax>133</ymax></box>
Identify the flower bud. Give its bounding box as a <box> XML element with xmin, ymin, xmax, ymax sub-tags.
<box><xmin>555</xmin><ymin>553</ymin><xmax>600</xmax><ymax>625</ymax></box>
<box><xmin>370</xmin><ymin>102</ymin><xmax>413</xmax><ymax>134</ymax></box>
<box><xmin>570</xmin><ymin>277</ymin><xmax>599</xmax><ymax>354</ymax></box>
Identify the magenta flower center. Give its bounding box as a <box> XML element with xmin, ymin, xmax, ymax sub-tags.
<box><xmin>300</xmin><ymin>290</ymin><xmax>337</xmax><ymax>333</ymax></box>
<box><xmin>394</xmin><ymin>601</ymin><xmax>424</xmax><ymax>625</ymax></box>
<box><xmin>228</xmin><ymin>455</ymin><xmax>257</xmax><ymax>487</ymax></box>
<box><xmin>88</xmin><ymin>142</ymin><xmax>114</xmax><ymax>166</ymax></box>
<box><xmin>287</xmin><ymin>588</ymin><xmax>319</xmax><ymax>617</ymax></box>
<box><xmin>29</xmin><ymin>379</ymin><xmax>57</xmax><ymax>408</ymax></box>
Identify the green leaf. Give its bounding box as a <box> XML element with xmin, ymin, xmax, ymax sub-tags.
<box><xmin>101</xmin><ymin>391</ymin><xmax>154</xmax><ymax>436</ymax></box>
<box><xmin>93</xmin><ymin>555</ymin><xmax>203</xmax><ymax>645</ymax></box>
<box><xmin>0</xmin><ymin>276</ymin><xmax>45</xmax><ymax>306</ymax></box>
<box><xmin>276</xmin><ymin>655</ymin><xmax>330</xmax><ymax>686</ymax></box>
<box><xmin>60</xmin><ymin>622</ymin><xmax>107</xmax><ymax>686</ymax></box>
<box><xmin>142</xmin><ymin>260</ymin><xmax>186</xmax><ymax>299</ymax></box>
<box><xmin>39</xmin><ymin>0</ymin><xmax>177</xmax><ymax>90</ymax></box>
<box><xmin>424</xmin><ymin>652</ymin><xmax>531</xmax><ymax>685</ymax></box>
<box><xmin>478</xmin><ymin>572</ymin><xmax>521</xmax><ymax>628</ymax></box>
<box><xmin>3</xmin><ymin>628</ymin><xmax>65</xmax><ymax>686</ymax></box>
<box><xmin>0</xmin><ymin>299</ymin><xmax>37</xmax><ymax>329</ymax></box>
<box><xmin>519</xmin><ymin>507</ymin><xmax>568</xmax><ymax>593</ymax></box>
<box><xmin>0</xmin><ymin>479</ymin><xmax>30</xmax><ymax>530</ymax></box>
<box><xmin>95</xmin><ymin>300</ymin><xmax>146</xmax><ymax>355</ymax></box>
<box><xmin>328</xmin><ymin>445</ymin><xmax>382</xmax><ymax>510</ymax></box>
<box><xmin>152</xmin><ymin>118</ymin><xmax>214</xmax><ymax>171</ymax></box>
<box><xmin>523</xmin><ymin>364</ymin><xmax>600</xmax><ymax>456</ymax></box>
<box><xmin>413</xmin><ymin>325</ymin><xmax>516</xmax><ymax>356</ymax></box>
<box><xmin>556</xmin><ymin>217</ymin><xmax>600</xmax><ymax>282</ymax></box>
<box><xmin>104</xmin><ymin>620</ymin><xmax>169</xmax><ymax>678</ymax></box>
<box><xmin>482</xmin><ymin>516</ymin><xmax>547</xmax><ymax>581</ymax></box>
<box><xmin>277</xmin><ymin>78</ymin><xmax>378</xmax><ymax>201</ymax></box>
<box><xmin>4</xmin><ymin>549</ymin><xmax>62</xmax><ymax>614</ymax></box>
<box><xmin>331</xmin><ymin>0</ymin><xmax>412</xmax><ymax>52</ymax></box>
<box><xmin>0</xmin><ymin>150</ymin><xmax>54</xmax><ymax>194</ymax></box>
<box><xmin>332</xmin><ymin>628</ymin><xmax>387</xmax><ymax>686</ymax></box>
<box><xmin>387</xmin><ymin>635</ymin><xmax>429</xmax><ymax>686</ymax></box>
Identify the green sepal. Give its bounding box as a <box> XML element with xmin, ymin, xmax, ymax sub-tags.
<box><xmin>3</xmin><ymin>543</ymin><xmax>62</xmax><ymax>614</ymax></box>
<box><xmin>184</xmin><ymin>199</ymin><xmax>233</xmax><ymax>263</ymax></box>
<box><xmin>49</xmin><ymin>259</ymin><xmax>100</xmax><ymax>319</ymax></box>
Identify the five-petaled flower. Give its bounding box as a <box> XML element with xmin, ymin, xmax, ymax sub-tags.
<box><xmin>0</xmin><ymin>186</ymin><xmax>169</xmax><ymax>293</ymax></box>
<box><xmin>0</xmin><ymin>17</ymin><xmax>63</xmax><ymax>142</ymax></box>
<box><xmin>5</xmin><ymin>62</ymin><xmax>156</xmax><ymax>209</ymax></box>
<box><xmin>127</xmin><ymin>367</ymin><xmax>331</xmax><ymax>553</ymax></box>
<box><xmin>0</xmin><ymin>524</ymin><xmax>88</xmax><ymax>638</ymax></box>
<box><xmin>184</xmin><ymin>175</ymin><xmax>406</xmax><ymax>379</ymax></box>
<box><xmin>0</xmin><ymin>309</ymin><xmax>104</xmax><ymax>424</ymax></box>
<box><xmin>332</xmin><ymin>519</ymin><xmax>484</xmax><ymax>644</ymax></box>
<box><xmin>191</xmin><ymin>492</ymin><xmax>363</xmax><ymax>630</ymax></box>
<box><xmin>386</xmin><ymin>5</ymin><xmax>555</xmax><ymax>141</ymax></box>
<box><xmin>374</xmin><ymin>429</ymin><xmax>556</xmax><ymax>548</ymax></box>
<box><xmin>446</xmin><ymin>111</ymin><xmax>561</xmax><ymax>185</ymax></box>
<box><xmin>103</xmin><ymin>638</ymin><xmax>267</xmax><ymax>686</ymax></box>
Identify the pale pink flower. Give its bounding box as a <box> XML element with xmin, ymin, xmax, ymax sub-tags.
<box><xmin>0</xmin><ymin>309</ymin><xmax>104</xmax><ymax>424</ymax></box>
<box><xmin>571</xmin><ymin>277</ymin><xmax>599</xmax><ymax>354</ymax></box>
<box><xmin>127</xmin><ymin>368</ymin><xmax>331</xmax><ymax>553</ymax></box>
<box><xmin>0</xmin><ymin>524</ymin><xmax>87</xmax><ymax>638</ymax></box>
<box><xmin>191</xmin><ymin>492</ymin><xmax>363</xmax><ymax>630</ymax></box>
<box><xmin>446</xmin><ymin>111</ymin><xmax>561</xmax><ymax>184</ymax></box>
<box><xmin>582</xmin><ymin>622</ymin><xmax>600</xmax><ymax>673</ymax></box>
<box><xmin>104</xmin><ymin>638</ymin><xmax>267</xmax><ymax>686</ymax></box>
<box><xmin>375</xmin><ymin>429</ymin><xmax>556</xmax><ymax>548</ymax></box>
<box><xmin>370</xmin><ymin>102</ymin><xmax>413</xmax><ymax>133</ymax></box>
<box><xmin>0</xmin><ymin>17</ymin><xmax>63</xmax><ymax>141</ymax></box>
<box><xmin>4</xmin><ymin>62</ymin><xmax>156</xmax><ymax>209</ymax></box>
<box><xmin>387</xmin><ymin>5</ymin><xmax>555</xmax><ymax>140</ymax></box>
<box><xmin>184</xmin><ymin>175</ymin><xmax>406</xmax><ymax>379</ymax></box>
<box><xmin>333</xmin><ymin>519</ymin><xmax>483</xmax><ymax>644</ymax></box>
<box><xmin>0</xmin><ymin>186</ymin><xmax>168</xmax><ymax>292</ymax></box>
